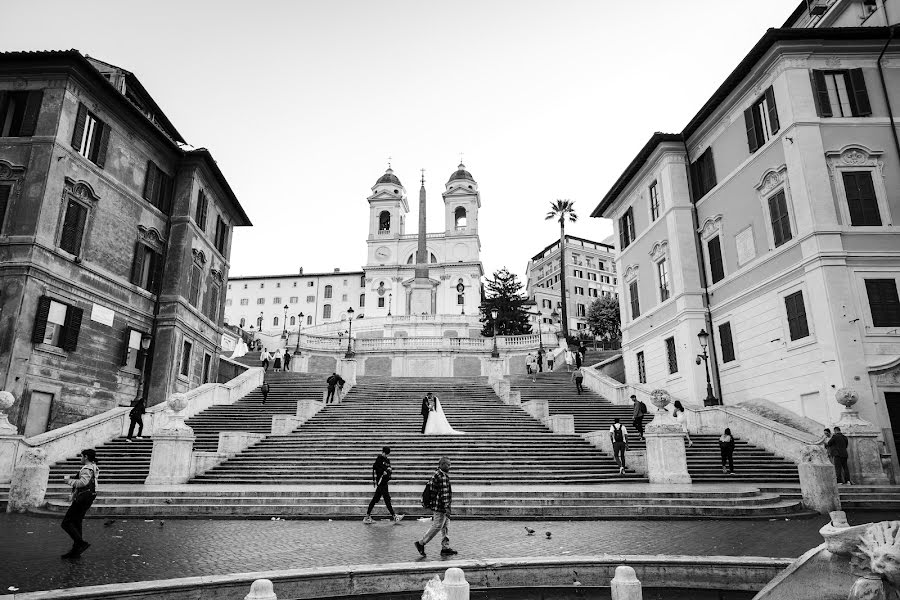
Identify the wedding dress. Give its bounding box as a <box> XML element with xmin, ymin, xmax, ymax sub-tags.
<box><xmin>424</xmin><ymin>397</ymin><xmax>465</xmax><ymax>435</ymax></box>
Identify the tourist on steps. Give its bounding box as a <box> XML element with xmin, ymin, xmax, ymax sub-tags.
<box><xmin>630</xmin><ymin>394</ymin><xmax>647</xmax><ymax>440</ymax></box>
<box><xmin>415</xmin><ymin>456</ymin><xmax>457</xmax><ymax>557</ymax></box>
<box><xmin>60</xmin><ymin>448</ymin><xmax>99</xmax><ymax>559</ymax></box>
<box><xmin>261</xmin><ymin>382</ymin><xmax>270</xmax><ymax>405</ymax></box>
<box><xmin>260</xmin><ymin>348</ymin><xmax>271</xmax><ymax>371</ymax></box>
<box><xmin>273</xmin><ymin>348</ymin><xmax>284</xmax><ymax>372</ymax></box>
<box><xmin>820</xmin><ymin>428</ymin><xmax>835</xmax><ymax>464</ymax></box>
<box><xmin>547</xmin><ymin>353</ymin><xmax>554</xmax><ymax>371</ymax></box>
<box><xmin>719</xmin><ymin>428</ymin><xmax>735</xmax><ymax>474</ymax></box>
<box><xmin>126</xmin><ymin>398</ymin><xmax>145</xmax><ymax>442</ymax></box>
<box><xmin>283</xmin><ymin>350</ymin><xmax>292</xmax><ymax>372</ymax></box>
<box><xmin>671</xmin><ymin>401</ymin><xmax>693</xmax><ymax>447</ymax></box>
<box><xmin>525</xmin><ymin>352</ymin><xmax>533</xmax><ymax>376</ymax></box>
<box><xmin>536</xmin><ymin>348</ymin><xmax>544</xmax><ymax>372</ymax></box>
<box><xmin>325</xmin><ymin>372</ymin><xmax>344</xmax><ymax>404</ymax></box>
<box><xmin>826</xmin><ymin>426</ymin><xmax>853</xmax><ymax>485</ymax></box>
<box><xmin>571</xmin><ymin>366</ymin><xmax>584</xmax><ymax>395</ymax></box>
<box><xmin>363</xmin><ymin>446</ymin><xmax>403</xmax><ymax>524</ymax></box>
<box><xmin>609</xmin><ymin>418</ymin><xmax>628</xmax><ymax>475</ymax></box>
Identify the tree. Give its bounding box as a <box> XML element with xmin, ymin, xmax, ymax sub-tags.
<box><xmin>545</xmin><ymin>199</ymin><xmax>577</xmax><ymax>345</ymax></box>
<box><xmin>480</xmin><ymin>268</ymin><xmax>532</xmax><ymax>337</ymax></box>
<box><xmin>586</xmin><ymin>296</ymin><xmax>621</xmax><ymax>345</ymax></box>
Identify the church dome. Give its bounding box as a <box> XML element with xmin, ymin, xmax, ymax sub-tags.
<box><xmin>448</xmin><ymin>163</ymin><xmax>474</xmax><ymax>182</ymax></box>
<box><xmin>376</xmin><ymin>167</ymin><xmax>402</xmax><ymax>186</ymax></box>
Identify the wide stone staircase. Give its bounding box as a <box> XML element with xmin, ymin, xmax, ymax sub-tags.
<box><xmin>510</xmin><ymin>372</ymin><xmax>801</xmax><ymax>483</ymax></box>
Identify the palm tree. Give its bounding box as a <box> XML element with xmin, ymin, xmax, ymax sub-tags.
<box><xmin>545</xmin><ymin>199</ymin><xmax>577</xmax><ymax>345</ymax></box>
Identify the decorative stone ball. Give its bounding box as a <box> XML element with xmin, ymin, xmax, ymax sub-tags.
<box><xmin>0</xmin><ymin>390</ymin><xmax>14</xmax><ymax>412</ymax></box>
<box><xmin>167</xmin><ymin>393</ymin><xmax>188</xmax><ymax>413</ymax></box>
<box><xmin>444</xmin><ymin>567</ymin><xmax>467</xmax><ymax>585</ymax></box>
<box><xmin>835</xmin><ymin>387</ymin><xmax>859</xmax><ymax>409</ymax></box>
<box><xmin>244</xmin><ymin>578</ymin><xmax>276</xmax><ymax>600</ymax></box>
<box><xmin>650</xmin><ymin>389</ymin><xmax>671</xmax><ymax>410</ymax></box>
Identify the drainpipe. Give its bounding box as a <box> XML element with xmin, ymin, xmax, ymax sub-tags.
<box><xmin>681</xmin><ymin>137</ymin><xmax>723</xmax><ymax>405</ymax></box>
<box><xmin>877</xmin><ymin>26</ymin><xmax>900</xmax><ymax>182</ymax></box>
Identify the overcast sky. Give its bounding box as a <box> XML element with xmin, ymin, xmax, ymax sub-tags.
<box><xmin>6</xmin><ymin>0</ymin><xmax>794</xmax><ymax>282</ymax></box>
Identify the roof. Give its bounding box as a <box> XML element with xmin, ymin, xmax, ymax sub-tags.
<box><xmin>376</xmin><ymin>168</ymin><xmax>402</xmax><ymax>187</ymax></box>
<box><xmin>184</xmin><ymin>149</ymin><xmax>252</xmax><ymax>227</ymax></box>
<box><xmin>593</xmin><ymin>27</ymin><xmax>895</xmax><ymax>218</ymax></box>
<box><xmin>531</xmin><ymin>234</ymin><xmax>615</xmax><ymax>261</ymax></box>
<box><xmin>448</xmin><ymin>163</ymin><xmax>474</xmax><ymax>182</ymax></box>
<box><xmin>229</xmin><ymin>270</ymin><xmax>365</xmax><ymax>281</ymax></box>
<box><xmin>782</xmin><ymin>1</ymin><xmax>810</xmax><ymax>27</ymax></box>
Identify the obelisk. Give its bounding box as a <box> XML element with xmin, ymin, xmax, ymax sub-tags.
<box><xmin>409</xmin><ymin>169</ymin><xmax>433</xmax><ymax>314</ymax></box>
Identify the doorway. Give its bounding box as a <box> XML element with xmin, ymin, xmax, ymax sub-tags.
<box><xmin>23</xmin><ymin>391</ymin><xmax>54</xmax><ymax>437</ymax></box>
<box><xmin>886</xmin><ymin>392</ymin><xmax>900</xmax><ymax>462</ymax></box>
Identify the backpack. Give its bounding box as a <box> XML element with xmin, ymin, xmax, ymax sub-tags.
<box><xmin>421</xmin><ymin>479</ymin><xmax>434</xmax><ymax>508</ymax></box>
<box><xmin>638</xmin><ymin>401</ymin><xmax>647</xmax><ymax>416</ymax></box>
<box><xmin>613</xmin><ymin>424</ymin><xmax>624</xmax><ymax>443</ymax></box>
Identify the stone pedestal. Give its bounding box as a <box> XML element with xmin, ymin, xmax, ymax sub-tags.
<box><xmin>506</xmin><ymin>391</ymin><xmax>521</xmax><ymax>406</ymax></box>
<box><xmin>192</xmin><ymin>451</ymin><xmax>228</xmax><ymax>478</ymax></box>
<box><xmin>409</xmin><ymin>280</ymin><xmax>434</xmax><ymax>315</ymax></box>
<box><xmin>272</xmin><ymin>415</ymin><xmax>305</xmax><ymax>435</ymax></box>
<box><xmin>494</xmin><ymin>379</ymin><xmax>510</xmax><ymax>400</ymax></box>
<box><xmin>485</xmin><ymin>358</ymin><xmax>504</xmax><ymax>384</ymax></box>
<box><xmin>542</xmin><ymin>414</ymin><xmax>574</xmax><ymax>434</ymax></box>
<box><xmin>522</xmin><ymin>398</ymin><xmax>549</xmax><ymax>421</ymax></box>
<box><xmin>836</xmin><ymin>410</ymin><xmax>890</xmax><ymax>485</ymax></box>
<box><xmin>645</xmin><ymin>414</ymin><xmax>691</xmax><ymax>484</ymax></box>
<box><xmin>798</xmin><ymin>445</ymin><xmax>841</xmax><ymax>514</ymax></box>
<box><xmin>337</xmin><ymin>358</ymin><xmax>357</xmax><ymax>386</ymax></box>
<box><xmin>0</xmin><ymin>435</ymin><xmax>24</xmax><ymax>484</ymax></box>
<box><xmin>610</xmin><ymin>565</ymin><xmax>642</xmax><ymax>600</ymax></box>
<box><xmin>245</xmin><ymin>579</ymin><xmax>277</xmax><ymax>600</ymax></box>
<box><xmin>443</xmin><ymin>567</ymin><xmax>470</xmax><ymax>600</ymax></box>
<box><xmin>7</xmin><ymin>447</ymin><xmax>50</xmax><ymax>513</ymax></box>
<box><xmin>145</xmin><ymin>428</ymin><xmax>196</xmax><ymax>485</ymax></box>
<box><xmin>297</xmin><ymin>399</ymin><xmax>325</xmax><ymax>422</ymax></box>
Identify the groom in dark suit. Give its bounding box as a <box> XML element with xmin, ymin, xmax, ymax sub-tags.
<box><xmin>421</xmin><ymin>393</ymin><xmax>432</xmax><ymax>434</ymax></box>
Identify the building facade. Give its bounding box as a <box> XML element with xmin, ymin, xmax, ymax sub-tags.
<box><xmin>0</xmin><ymin>51</ymin><xmax>250</xmax><ymax>435</ymax></box>
<box><xmin>525</xmin><ymin>235</ymin><xmax>618</xmax><ymax>337</ymax></box>
<box><xmin>591</xmin><ymin>2</ymin><xmax>900</xmax><ymax>473</ymax></box>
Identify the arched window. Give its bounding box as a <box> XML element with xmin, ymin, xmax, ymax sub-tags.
<box><xmin>290</xmin><ymin>316</ymin><xmax>295</xmax><ymax>326</ymax></box>
<box><xmin>307</xmin><ymin>315</ymin><xmax>313</xmax><ymax>325</ymax></box>
<box><xmin>360</xmin><ymin>293</ymin><xmax>366</xmax><ymax>307</ymax></box>
<box><xmin>324</xmin><ymin>285</ymin><xmax>332</xmax><ymax>299</ymax></box>
<box><xmin>455</xmin><ymin>207</ymin><xmax>467</xmax><ymax>229</ymax></box>
<box><xmin>323</xmin><ymin>304</ymin><xmax>332</xmax><ymax>319</ymax></box>
<box><xmin>378</xmin><ymin>211</ymin><xmax>391</xmax><ymax>232</ymax></box>
<box><xmin>239</xmin><ymin>317</ymin><xmax>246</xmax><ymax>328</ymax></box>
<box><xmin>273</xmin><ymin>316</ymin><xmax>279</xmax><ymax>326</ymax></box>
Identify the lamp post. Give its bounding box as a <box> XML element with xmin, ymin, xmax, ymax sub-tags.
<box><xmin>134</xmin><ymin>332</ymin><xmax>153</xmax><ymax>404</ymax></box>
<box><xmin>457</xmin><ymin>282</ymin><xmax>465</xmax><ymax>316</ymax></box>
<box><xmin>282</xmin><ymin>304</ymin><xmax>289</xmax><ymax>339</ymax></box>
<box><xmin>490</xmin><ymin>307</ymin><xmax>499</xmax><ymax>358</ymax></box>
<box><xmin>387</xmin><ymin>293</ymin><xmax>392</xmax><ymax>316</ymax></box>
<box><xmin>296</xmin><ymin>312</ymin><xmax>304</xmax><ymax>352</ymax></box>
<box><xmin>249</xmin><ymin>325</ymin><xmax>255</xmax><ymax>351</ymax></box>
<box><xmin>696</xmin><ymin>328</ymin><xmax>719</xmax><ymax>406</ymax></box>
<box><xmin>345</xmin><ymin>306</ymin><xmax>355</xmax><ymax>357</ymax></box>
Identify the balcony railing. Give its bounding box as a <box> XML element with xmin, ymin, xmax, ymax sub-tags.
<box><xmin>295</xmin><ymin>331</ymin><xmax>558</xmax><ymax>353</ymax></box>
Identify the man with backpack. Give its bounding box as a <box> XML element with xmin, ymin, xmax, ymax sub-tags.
<box><xmin>631</xmin><ymin>394</ymin><xmax>647</xmax><ymax>440</ymax></box>
<box><xmin>414</xmin><ymin>456</ymin><xmax>456</xmax><ymax>557</ymax></box>
<box><xmin>363</xmin><ymin>446</ymin><xmax>403</xmax><ymax>524</ymax></box>
<box><xmin>609</xmin><ymin>418</ymin><xmax>629</xmax><ymax>475</ymax></box>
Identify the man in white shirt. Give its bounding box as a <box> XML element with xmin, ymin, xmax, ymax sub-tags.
<box><xmin>609</xmin><ymin>418</ymin><xmax>628</xmax><ymax>475</ymax></box>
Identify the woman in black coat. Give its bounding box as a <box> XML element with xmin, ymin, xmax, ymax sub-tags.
<box><xmin>719</xmin><ymin>428</ymin><xmax>736</xmax><ymax>474</ymax></box>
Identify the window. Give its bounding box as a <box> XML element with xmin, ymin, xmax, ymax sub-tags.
<box><xmin>618</xmin><ymin>207</ymin><xmax>636</xmax><ymax>249</ymax></box>
<box><xmin>0</xmin><ymin>90</ymin><xmax>43</xmax><ymax>137</ymax></box>
<box><xmin>360</xmin><ymin>276</ymin><xmax>366</xmax><ymax>287</ymax></box>
<box><xmin>342</xmin><ymin>294</ymin><xmax>348</xmax><ymax>301</ymax></box>
<box><xmin>542</xmin><ymin>299</ymin><xmax>552</xmax><ymax>309</ymax></box>
<box><xmin>324</xmin><ymin>285</ymin><xmax>332</xmax><ymax>299</ymax></box>
<box><xmin>256</xmin><ymin>298</ymin><xmax>265</xmax><ymax>305</ymax></box>
<box><xmin>121</xmin><ymin>329</ymin><xmax>146</xmax><ymax>371</ymax></box>
<box><xmin>576</xmin><ymin>304</ymin><xmax>586</xmax><ymax>317</ymax></box>
<box><xmin>628</xmin><ymin>280</ymin><xmax>640</xmax><ymax>320</ymax></box>
<box><xmin>323</xmin><ymin>304</ymin><xmax>332</xmax><ymax>319</ymax></box>
<box><xmin>307</xmin><ymin>281</ymin><xmax>314</xmax><ymax>287</ymax></box>
<box><xmin>273</xmin><ymin>316</ymin><xmax>279</xmax><ymax>326</ymax></box>
<box><xmin>360</xmin><ymin>294</ymin><xmax>366</xmax><ymax>307</ymax></box>
<box><xmin>598</xmin><ymin>261</ymin><xmax>605</xmax><ymax>271</ymax></box>
<box><xmin>225</xmin><ymin>299</ymin><xmax>232</xmax><ymax>307</ymax></box>
<box><xmin>587</xmin><ymin>272</ymin><xmax>597</xmax><ymax>281</ymax></box>
<box><xmin>59</xmin><ymin>199</ymin><xmax>88</xmax><ymax>257</ymax></box>
<box><xmin>130</xmin><ymin>243</ymin><xmax>162</xmax><ymax>293</ymax></box>
<box><xmin>189</xmin><ymin>265</ymin><xmax>203</xmax><ymax>308</ymax></box>
<box><xmin>195</xmin><ymin>190</ymin><xmax>208</xmax><ymax>231</ymax></box>
<box><xmin>573</xmin><ymin>270</ymin><xmax>584</xmax><ymax>278</ymax></box>
<box><xmin>260</xmin><ymin>283</ymin><xmax>265</xmax><ymax>288</ymax></box>
<box><xmin>289</xmin><ymin>296</ymin><xmax>298</xmax><ymax>303</ymax></box>
<box><xmin>206</xmin><ymin>283</ymin><xmax>220</xmax><ymax>321</ymax></box>
<box><xmin>665</xmin><ymin>337</ymin><xmax>678</xmax><ymax>374</ymax></box>
<box><xmin>214</xmin><ymin>216</ymin><xmax>229</xmax><ymax>254</ymax></box>
<box><xmin>276</xmin><ymin>282</ymin><xmax>281</xmax><ymax>288</ymax></box>
<box><xmin>649</xmin><ymin>181</ymin><xmax>660</xmax><ymax>221</ymax></box>
<box><xmin>307</xmin><ymin>315</ymin><xmax>312</xmax><ymax>325</ymax></box>
<box><xmin>454</xmin><ymin>206</ymin><xmax>467</xmax><ymax>229</ymax></box>
<box><xmin>180</xmin><ymin>339</ymin><xmax>192</xmax><ymax>377</ymax></box>
<box><xmin>272</xmin><ymin>297</ymin><xmax>281</xmax><ymax>304</ymax></box>
<box><xmin>690</xmin><ymin>147</ymin><xmax>717</xmax><ymax>200</ymax></box>
<box><xmin>240</xmin><ymin>299</ymin><xmax>248</xmax><ymax>306</ymax></box>
<box><xmin>657</xmin><ymin>259</ymin><xmax>670</xmax><ymax>301</ymax></box>
<box><xmin>784</xmin><ymin>291</ymin><xmax>810</xmax><ymax>341</ymax></box>
<box><xmin>306</xmin><ymin>295</ymin><xmax>315</xmax><ymax>303</ymax></box>
<box><xmin>811</xmin><ymin>69</ymin><xmax>871</xmax><ymax>118</ymax></box>
<box><xmin>202</xmin><ymin>353</ymin><xmax>212</xmax><ymax>385</ymax></box>
<box><xmin>575</xmin><ymin>286</ymin><xmax>584</xmax><ymax>295</ymax></box>
<box><xmin>71</xmin><ymin>103</ymin><xmax>110</xmax><ymax>168</ymax></box>
<box><xmin>32</xmin><ymin>297</ymin><xmax>83</xmax><ymax>351</ymax></box>
<box><xmin>601</xmin><ymin>275</ymin><xmax>610</xmax><ymax>284</ymax></box>
<box><xmin>290</xmin><ymin>316</ymin><xmax>295</xmax><ymax>326</ymax></box>
<box><xmin>589</xmin><ymin>288</ymin><xmax>598</xmax><ymax>298</ymax></box>
<box><xmin>865</xmin><ymin>279</ymin><xmax>900</xmax><ymax>327</ymax></box>
<box><xmin>718</xmin><ymin>322</ymin><xmax>735</xmax><ymax>363</ymax></box>
<box><xmin>637</xmin><ymin>351</ymin><xmax>646</xmax><ymax>384</ymax></box>
<box><xmin>768</xmin><ymin>190</ymin><xmax>792</xmax><ymax>247</ymax></box>
<box><xmin>744</xmin><ymin>86</ymin><xmax>780</xmax><ymax>153</ymax></box>
<box><xmin>707</xmin><ymin>236</ymin><xmax>725</xmax><ymax>283</ymax></box>
<box><xmin>378</xmin><ymin>297</ymin><xmax>385</xmax><ymax>308</ymax></box>
<box><xmin>142</xmin><ymin>162</ymin><xmax>173</xmax><ymax>214</ymax></box>
<box><xmin>378</xmin><ymin>210</ymin><xmax>391</xmax><ymax>232</ymax></box>
<box><xmin>0</xmin><ymin>183</ymin><xmax>10</xmax><ymax>232</ymax></box>
<box><xmin>457</xmin><ymin>294</ymin><xmax>465</xmax><ymax>305</ymax></box>
<box><xmin>842</xmin><ymin>171</ymin><xmax>881</xmax><ymax>226</ymax></box>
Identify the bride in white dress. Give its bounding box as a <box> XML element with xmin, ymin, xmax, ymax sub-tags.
<box><xmin>424</xmin><ymin>394</ymin><xmax>465</xmax><ymax>435</ymax></box>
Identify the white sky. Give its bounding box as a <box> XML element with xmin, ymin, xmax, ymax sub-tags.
<box><xmin>5</xmin><ymin>0</ymin><xmax>795</xmax><ymax>282</ymax></box>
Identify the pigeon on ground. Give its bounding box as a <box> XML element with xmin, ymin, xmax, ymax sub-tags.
<box><xmin>103</xmin><ymin>519</ymin><xmax>116</xmax><ymax>527</ymax></box>
<box><xmin>546</xmin><ymin>531</ymin><xmax>552</xmax><ymax>539</ymax></box>
<box><xmin>524</xmin><ymin>527</ymin><xmax>535</xmax><ymax>536</ymax></box>
<box><xmin>158</xmin><ymin>521</ymin><xmax>165</xmax><ymax>527</ymax></box>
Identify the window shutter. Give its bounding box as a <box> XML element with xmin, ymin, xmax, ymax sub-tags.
<box><xmin>848</xmin><ymin>69</ymin><xmax>872</xmax><ymax>116</ymax></box>
<box><xmin>94</xmin><ymin>121</ymin><xmax>110</xmax><ymax>168</ymax></box>
<box><xmin>708</xmin><ymin>236</ymin><xmax>724</xmax><ymax>283</ymax></box>
<box><xmin>61</xmin><ymin>304</ymin><xmax>84</xmax><ymax>351</ymax></box>
<box><xmin>718</xmin><ymin>322</ymin><xmax>735</xmax><ymax>363</ymax></box>
<box><xmin>157</xmin><ymin>171</ymin><xmax>172</xmax><ymax>215</ymax></box>
<box><xmin>744</xmin><ymin>107</ymin><xmax>760</xmax><ymax>153</ymax></box>
<box><xmin>20</xmin><ymin>90</ymin><xmax>43</xmax><ymax>136</ymax></box>
<box><xmin>72</xmin><ymin>202</ymin><xmax>87</xmax><ymax>256</ymax></box>
<box><xmin>121</xmin><ymin>328</ymin><xmax>133</xmax><ymax>366</ymax></box>
<box><xmin>810</xmin><ymin>71</ymin><xmax>832</xmax><ymax>117</ymax></box>
<box><xmin>71</xmin><ymin>103</ymin><xmax>87</xmax><ymax>150</ymax></box>
<box><xmin>618</xmin><ymin>217</ymin><xmax>626</xmax><ymax>248</ymax></box>
<box><xmin>765</xmin><ymin>86</ymin><xmax>780</xmax><ymax>134</ymax></box>
<box><xmin>190</xmin><ymin>264</ymin><xmax>202</xmax><ymax>307</ymax></box>
<box><xmin>31</xmin><ymin>296</ymin><xmax>52</xmax><ymax>344</ymax></box>
<box><xmin>59</xmin><ymin>200</ymin><xmax>82</xmax><ymax>254</ymax></box>
<box><xmin>0</xmin><ymin>185</ymin><xmax>10</xmax><ymax>230</ymax></box>
<box><xmin>130</xmin><ymin>242</ymin><xmax>145</xmax><ymax>286</ymax></box>
<box><xmin>703</xmin><ymin>148</ymin><xmax>717</xmax><ymax>193</ymax></box>
<box><xmin>143</xmin><ymin>161</ymin><xmax>158</xmax><ymax>201</ymax></box>
<box><xmin>150</xmin><ymin>249</ymin><xmax>164</xmax><ymax>294</ymax></box>
<box><xmin>626</xmin><ymin>208</ymin><xmax>635</xmax><ymax>241</ymax></box>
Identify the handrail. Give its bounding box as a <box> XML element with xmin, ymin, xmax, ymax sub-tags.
<box><xmin>295</xmin><ymin>332</ymin><xmax>559</xmax><ymax>353</ymax></box>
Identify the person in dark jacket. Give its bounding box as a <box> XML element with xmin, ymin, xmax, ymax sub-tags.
<box><xmin>719</xmin><ymin>428</ymin><xmax>736</xmax><ymax>474</ymax></box>
<box><xmin>630</xmin><ymin>394</ymin><xmax>647</xmax><ymax>440</ymax></box>
<box><xmin>283</xmin><ymin>351</ymin><xmax>292</xmax><ymax>372</ymax></box>
<box><xmin>261</xmin><ymin>382</ymin><xmax>270</xmax><ymax>405</ymax></box>
<box><xmin>61</xmin><ymin>449</ymin><xmax>99</xmax><ymax>558</ymax></box>
<box><xmin>126</xmin><ymin>399</ymin><xmax>145</xmax><ymax>442</ymax></box>
<box><xmin>825</xmin><ymin>426</ymin><xmax>852</xmax><ymax>484</ymax></box>
<box><xmin>325</xmin><ymin>373</ymin><xmax>344</xmax><ymax>404</ymax></box>
<box><xmin>420</xmin><ymin>393</ymin><xmax>433</xmax><ymax>434</ymax></box>
<box><xmin>414</xmin><ymin>456</ymin><xmax>456</xmax><ymax>557</ymax></box>
<box><xmin>363</xmin><ymin>446</ymin><xmax>403</xmax><ymax>524</ymax></box>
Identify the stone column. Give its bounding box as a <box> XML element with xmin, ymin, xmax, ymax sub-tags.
<box><xmin>443</xmin><ymin>567</ymin><xmax>470</xmax><ymax>600</ymax></box>
<box><xmin>7</xmin><ymin>447</ymin><xmax>50</xmax><ymax>513</ymax></box>
<box><xmin>337</xmin><ymin>358</ymin><xmax>357</xmax><ymax>386</ymax></box>
<box><xmin>798</xmin><ymin>445</ymin><xmax>841</xmax><ymax>514</ymax></box>
<box><xmin>834</xmin><ymin>388</ymin><xmax>889</xmax><ymax>485</ymax></box>
<box><xmin>610</xmin><ymin>565</ymin><xmax>642</xmax><ymax>600</ymax></box>
<box><xmin>644</xmin><ymin>390</ymin><xmax>691</xmax><ymax>484</ymax></box>
<box><xmin>145</xmin><ymin>394</ymin><xmax>196</xmax><ymax>486</ymax></box>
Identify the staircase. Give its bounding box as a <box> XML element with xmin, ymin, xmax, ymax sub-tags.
<box><xmin>510</xmin><ymin>372</ymin><xmax>800</xmax><ymax>483</ymax></box>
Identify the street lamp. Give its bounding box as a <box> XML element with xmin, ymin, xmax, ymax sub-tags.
<box><xmin>296</xmin><ymin>312</ymin><xmax>304</xmax><ymax>352</ymax></box>
<box><xmin>696</xmin><ymin>328</ymin><xmax>719</xmax><ymax>406</ymax></box>
<box><xmin>490</xmin><ymin>307</ymin><xmax>499</xmax><ymax>358</ymax></box>
<box><xmin>249</xmin><ymin>325</ymin><xmax>255</xmax><ymax>351</ymax></box>
<box><xmin>457</xmin><ymin>281</ymin><xmax>465</xmax><ymax>316</ymax></box>
<box><xmin>282</xmin><ymin>304</ymin><xmax>289</xmax><ymax>339</ymax></box>
<box><xmin>345</xmin><ymin>306</ymin><xmax>355</xmax><ymax>357</ymax></box>
<box><xmin>387</xmin><ymin>293</ymin><xmax>392</xmax><ymax>316</ymax></box>
<box><xmin>133</xmin><ymin>332</ymin><xmax>153</xmax><ymax>404</ymax></box>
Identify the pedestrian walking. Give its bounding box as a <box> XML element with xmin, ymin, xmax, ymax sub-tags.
<box><xmin>719</xmin><ymin>428</ymin><xmax>736</xmax><ymax>474</ymax></box>
<box><xmin>261</xmin><ymin>382</ymin><xmax>270</xmax><ymax>404</ymax></box>
<box><xmin>671</xmin><ymin>400</ymin><xmax>693</xmax><ymax>447</ymax></box>
<box><xmin>630</xmin><ymin>394</ymin><xmax>647</xmax><ymax>440</ymax></box>
<box><xmin>578</xmin><ymin>341</ymin><xmax>587</xmax><ymax>364</ymax></box>
<box><xmin>820</xmin><ymin>428</ymin><xmax>835</xmax><ymax>464</ymax></box>
<box><xmin>547</xmin><ymin>354</ymin><xmax>554</xmax><ymax>371</ymax></box>
<box><xmin>273</xmin><ymin>348</ymin><xmax>283</xmax><ymax>372</ymax></box>
<box><xmin>325</xmin><ymin>372</ymin><xmax>344</xmax><ymax>404</ymax></box>
<box><xmin>260</xmin><ymin>348</ymin><xmax>271</xmax><ymax>371</ymax></box>
<box><xmin>571</xmin><ymin>366</ymin><xmax>584</xmax><ymax>394</ymax></box>
<box><xmin>565</xmin><ymin>349</ymin><xmax>574</xmax><ymax>372</ymax></box>
<box><xmin>525</xmin><ymin>352</ymin><xmax>533</xmax><ymax>376</ymax></box>
<box><xmin>609</xmin><ymin>418</ymin><xmax>628</xmax><ymax>475</ymax></box>
<box><xmin>363</xmin><ymin>446</ymin><xmax>404</xmax><ymax>524</ymax></box>
<box><xmin>126</xmin><ymin>398</ymin><xmax>145</xmax><ymax>442</ymax></box>
<box><xmin>575</xmin><ymin>349</ymin><xmax>583</xmax><ymax>369</ymax></box>
<box><xmin>60</xmin><ymin>448</ymin><xmax>98</xmax><ymax>559</ymax></box>
<box><xmin>283</xmin><ymin>350</ymin><xmax>292</xmax><ymax>372</ymax></box>
<box><xmin>414</xmin><ymin>456</ymin><xmax>456</xmax><ymax>557</ymax></box>
<box><xmin>536</xmin><ymin>349</ymin><xmax>544</xmax><ymax>373</ymax></box>
<box><xmin>826</xmin><ymin>426</ymin><xmax>852</xmax><ymax>484</ymax></box>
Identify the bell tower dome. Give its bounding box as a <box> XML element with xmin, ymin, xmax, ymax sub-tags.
<box><xmin>443</xmin><ymin>162</ymin><xmax>480</xmax><ymax>235</ymax></box>
<box><xmin>368</xmin><ymin>166</ymin><xmax>409</xmax><ymax>239</ymax></box>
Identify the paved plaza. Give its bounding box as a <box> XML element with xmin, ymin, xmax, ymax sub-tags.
<box><xmin>1</xmin><ymin>511</ymin><xmax>894</xmax><ymax>594</ymax></box>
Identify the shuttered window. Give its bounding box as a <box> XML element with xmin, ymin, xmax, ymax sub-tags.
<box><xmin>842</xmin><ymin>171</ymin><xmax>881</xmax><ymax>226</ymax></box>
<box><xmin>690</xmin><ymin>147</ymin><xmax>717</xmax><ymax>201</ymax></box>
<box><xmin>0</xmin><ymin>184</ymin><xmax>11</xmax><ymax>232</ymax></box>
<box><xmin>121</xmin><ymin>328</ymin><xmax>147</xmax><ymax>370</ymax></box>
<box><xmin>142</xmin><ymin>161</ymin><xmax>173</xmax><ymax>214</ymax></box>
<box><xmin>784</xmin><ymin>291</ymin><xmax>810</xmax><ymax>341</ymax></box>
<box><xmin>214</xmin><ymin>216</ymin><xmax>229</xmax><ymax>254</ymax></box>
<box><xmin>628</xmin><ymin>280</ymin><xmax>640</xmax><ymax>320</ymax></box>
<box><xmin>70</xmin><ymin>103</ymin><xmax>110</xmax><ymax>168</ymax></box>
<box><xmin>31</xmin><ymin>296</ymin><xmax>83</xmax><ymax>351</ymax></box>
<box><xmin>657</xmin><ymin>259</ymin><xmax>670</xmax><ymax>301</ymax></box>
<box><xmin>323</xmin><ymin>304</ymin><xmax>332</xmax><ymax>319</ymax></box>
<box><xmin>718</xmin><ymin>322</ymin><xmax>735</xmax><ymax>363</ymax></box>
<box><xmin>865</xmin><ymin>279</ymin><xmax>900</xmax><ymax>327</ymax></box>
<box><xmin>636</xmin><ymin>351</ymin><xmax>646</xmax><ymax>384</ymax></box>
<box><xmin>130</xmin><ymin>243</ymin><xmax>162</xmax><ymax>293</ymax></box>
<box><xmin>180</xmin><ymin>340</ymin><xmax>192</xmax><ymax>377</ymax></box>
<box><xmin>207</xmin><ymin>283</ymin><xmax>220</xmax><ymax>322</ymax></box>
<box><xmin>59</xmin><ymin>199</ymin><xmax>88</xmax><ymax>257</ymax></box>
<box><xmin>768</xmin><ymin>191</ymin><xmax>792</xmax><ymax>247</ymax></box>
<box><xmin>195</xmin><ymin>190</ymin><xmax>208</xmax><ymax>231</ymax></box>
<box><xmin>619</xmin><ymin>207</ymin><xmax>636</xmax><ymax>249</ymax></box>
<box><xmin>744</xmin><ymin>86</ymin><xmax>780</xmax><ymax>154</ymax></box>
<box><xmin>708</xmin><ymin>236</ymin><xmax>725</xmax><ymax>284</ymax></box>
<box><xmin>202</xmin><ymin>353</ymin><xmax>212</xmax><ymax>384</ymax></box>
<box><xmin>665</xmin><ymin>337</ymin><xmax>678</xmax><ymax>374</ymax></box>
<box><xmin>0</xmin><ymin>90</ymin><xmax>43</xmax><ymax>137</ymax></box>
<box><xmin>189</xmin><ymin>264</ymin><xmax>203</xmax><ymax>308</ymax></box>
<box><xmin>811</xmin><ymin>69</ymin><xmax>871</xmax><ymax>118</ymax></box>
<box><xmin>649</xmin><ymin>182</ymin><xmax>660</xmax><ymax>221</ymax></box>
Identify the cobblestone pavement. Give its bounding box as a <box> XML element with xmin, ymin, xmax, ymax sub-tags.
<box><xmin>0</xmin><ymin>511</ymin><xmax>894</xmax><ymax>594</ymax></box>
